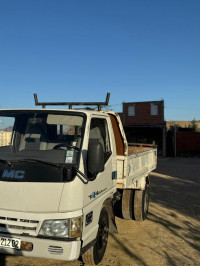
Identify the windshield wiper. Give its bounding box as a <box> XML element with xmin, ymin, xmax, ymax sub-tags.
<box><xmin>6</xmin><ymin>159</ymin><xmax>60</xmax><ymax>168</ymax></box>
<box><xmin>0</xmin><ymin>159</ymin><xmax>12</xmax><ymax>166</ymax></box>
<box><xmin>72</xmin><ymin>166</ymin><xmax>94</xmax><ymax>182</ymax></box>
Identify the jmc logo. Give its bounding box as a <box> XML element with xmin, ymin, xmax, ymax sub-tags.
<box><xmin>1</xmin><ymin>170</ymin><xmax>25</xmax><ymax>179</ymax></box>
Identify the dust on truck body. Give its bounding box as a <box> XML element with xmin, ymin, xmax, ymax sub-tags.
<box><xmin>0</xmin><ymin>93</ymin><xmax>157</xmax><ymax>265</ymax></box>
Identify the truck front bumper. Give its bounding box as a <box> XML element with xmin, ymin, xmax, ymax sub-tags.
<box><xmin>0</xmin><ymin>233</ymin><xmax>81</xmax><ymax>261</ymax></box>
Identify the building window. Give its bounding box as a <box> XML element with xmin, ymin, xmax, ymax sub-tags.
<box><xmin>151</xmin><ymin>103</ymin><xmax>158</xmax><ymax>115</ymax></box>
<box><xmin>128</xmin><ymin>105</ymin><xmax>135</xmax><ymax>116</ymax></box>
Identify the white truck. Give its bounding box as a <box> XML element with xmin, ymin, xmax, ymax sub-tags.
<box><xmin>0</xmin><ymin>94</ymin><xmax>157</xmax><ymax>265</ymax></box>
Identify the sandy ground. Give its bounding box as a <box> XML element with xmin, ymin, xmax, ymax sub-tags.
<box><xmin>0</xmin><ymin>157</ymin><xmax>200</xmax><ymax>266</ymax></box>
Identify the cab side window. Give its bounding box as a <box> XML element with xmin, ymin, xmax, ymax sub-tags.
<box><xmin>89</xmin><ymin>118</ymin><xmax>111</xmax><ymax>163</ymax></box>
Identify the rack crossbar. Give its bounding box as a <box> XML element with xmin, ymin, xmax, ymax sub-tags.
<box><xmin>34</xmin><ymin>93</ymin><xmax>110</xmax><ymax>111</ymax></box>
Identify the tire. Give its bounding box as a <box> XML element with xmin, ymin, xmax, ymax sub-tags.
<box><xmin>113</xmin><ymin>189</ymin><xmax>123</xmax><ymax>219</ymax></box>
<box><xmin>133</xmin><ymin>184</ymin><xmax>150</xmax><ymax>221</ymax></box>
<box><xmin>82</xmin><ymin>207</ymin><xmax>109</xmax><ymax>265</ymax></box>
<box><xmin>122</xmin><ymin>189</ymin><xmax>132</xmax><ymax>220</ymax></box>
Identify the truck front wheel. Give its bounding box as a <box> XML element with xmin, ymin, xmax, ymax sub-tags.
<box><xmin>133</xmin><ymin>184</ymin><xmax>149</xmax><ymax>221</ymax></box>
<box><xmin>82</xmin><ymin>207</ymin><xmax>109</xmax><ymax>265</ymax></box>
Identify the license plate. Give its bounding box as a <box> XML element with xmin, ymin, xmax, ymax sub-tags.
<box><xmin>0</xmin><ymin>237</ymin><xmax>21</xmax><ymax>249</ymax></box>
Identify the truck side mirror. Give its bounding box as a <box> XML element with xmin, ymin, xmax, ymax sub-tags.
<box><xmin>87</xmin><ymin>139</ymin><xmax>104</xmax><ymax>180</ymax></box>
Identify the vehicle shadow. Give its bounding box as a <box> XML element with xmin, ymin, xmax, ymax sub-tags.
<box><xmin>0</xmin><ymin>249</ymin><xmax>23</xmax><ymax>266</ymax></box>
<box><xmin>147</xmin><ymin>157</ymin><xmax>200</xmax><ymax>265</ymax></box>
<box><xmin>0</xmin><ymin>253</ymin><xmax>6</xmax><ymax>266</ymax></box>
<box><xmin>150</xmin><ymin>157</ymin><xmax>200</xmax><ymax>220</ymax></box>
<box><xmin>109</xmin><ymin>233</ymin><xmax>149</xmax><ymax>266</ymax></box>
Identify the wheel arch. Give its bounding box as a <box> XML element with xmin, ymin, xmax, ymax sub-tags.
<box><xmin>80</xmin><ymin>204</ymin><xmax>110</xmax><ymax>265</ymax></box>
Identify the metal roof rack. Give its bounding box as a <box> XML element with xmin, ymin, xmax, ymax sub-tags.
<box><xmin>34</xmin><ymin>93</ymin><xmax>110</xmax><ymax>111</ymax></box>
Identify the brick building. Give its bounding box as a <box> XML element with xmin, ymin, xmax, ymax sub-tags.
<box><xmin>119</xmin><ymin>100</ymin><xmax>166</xmax><ymax>156</ymax></box>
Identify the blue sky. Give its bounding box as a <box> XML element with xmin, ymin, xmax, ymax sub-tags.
<box><xmin>0</xmin><ymin>0</ymin><xmax>199</xmax><ymax>121</ymax></box>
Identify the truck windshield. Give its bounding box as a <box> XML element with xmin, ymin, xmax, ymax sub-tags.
<box><xmin>0</xmin><ymin>110</ymin><xmax>85</xmax><ymax>165</ymax></box>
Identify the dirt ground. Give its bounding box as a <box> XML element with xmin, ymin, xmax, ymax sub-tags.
<box><xmin>0</xmin><ymin>157</ymin><xmax>200</xmax><ymax>266</ymax></box>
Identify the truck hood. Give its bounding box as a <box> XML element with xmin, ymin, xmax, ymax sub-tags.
<box><xmin>0</xmin><ymin>158</ymin><xmax>82</xmax><ymax>213</ymax></box>
<box><xmin>0</xmin><ymin>155</ymin><xmax>73</xmax><ymax>212</ymax></box>
<box><xmin>0</xmin><ymin>182</ymin><xmax>64</xmax><ymax>212</ymax></box>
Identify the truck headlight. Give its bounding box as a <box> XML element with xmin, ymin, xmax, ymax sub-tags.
<box><xmin>39</xmin><ymin>216</ymin><xmax>82</xmax><ymax>238</ymax></box>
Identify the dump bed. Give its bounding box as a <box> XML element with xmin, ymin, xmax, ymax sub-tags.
<box><xmin>102</xmin><ymin>111</ymin><xmax>157</xmax><ymax>189</ymax></box>
<box><xmin>116</xmin><ymin>144</ymin><xmax>157</xmax><ymax>189</ymax></box>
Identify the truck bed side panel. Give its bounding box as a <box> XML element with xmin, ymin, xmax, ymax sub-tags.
<box><xmin>116</xmin><ymin>148</ymin><xmax>157</xmax><ymax>189</ymax></box>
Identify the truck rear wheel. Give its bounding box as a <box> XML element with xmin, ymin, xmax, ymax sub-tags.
<box><xmin>133</xmin><ymin>184</ymin><xmax>149</xmax><ymax>221</ymax></box>
<box><xmin>122</xmin><ymin>189</ymin><xmax>132</xmax><ymax>220</ymax></box>
<box><xmin>82</xmin><ymin>207</ymin><xmax>109</xmax><ymax>265</ymax></box>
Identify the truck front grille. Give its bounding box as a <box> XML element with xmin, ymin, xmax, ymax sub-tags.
<box><xmin>0</xmin><ymin>216</ymin><xmax>39</xmax><ymax>235</ymax></box>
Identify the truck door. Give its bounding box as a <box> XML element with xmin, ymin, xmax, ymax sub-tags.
<box><xmin>84</xmin><ymin>117</ymin><xmax>115</xmax><ymax>206</ymax></box>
